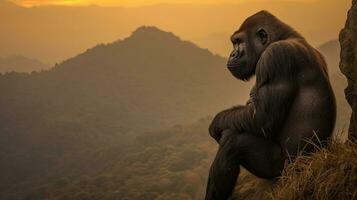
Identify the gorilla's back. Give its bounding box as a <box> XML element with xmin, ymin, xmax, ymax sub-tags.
<box><xmin>277</xmin><ymin>43</ymin><xmax>336</xmax><ymax>157</ymax></box>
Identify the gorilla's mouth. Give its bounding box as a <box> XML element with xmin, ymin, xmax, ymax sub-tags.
<box><xmin>227</xmin><ymin>65</ymin><xmax>242</xmax><ymax>77</ymax></box>
<box><xmin>227</xmin><ymin>62</ymin><xmax>242</xmax><ymax>73</ymax></box>
<box><xmin>227</xmin><ymin>63</ymin><xmax>253</xmax><ymax>81</ymax></box>
<box><xmin>227</xmin><ymin>60</ymin><xmax>242</xmax><ymax>70</ymax></box>
<box><xmin>227</xmin><ymin>63</ymin><xmax>239</xmax><ymax>68</ymax></box>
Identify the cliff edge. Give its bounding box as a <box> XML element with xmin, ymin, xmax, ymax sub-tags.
<box><xmin>340</xmin><ymin>0</ymin><xmax>357</xmax><ymax>140</ymax></box>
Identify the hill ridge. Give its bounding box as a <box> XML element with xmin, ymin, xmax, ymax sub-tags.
<box><xmin>50</xmin><ymin>25</ymin><xmax>220</xmax><ymax>74</ymax></box>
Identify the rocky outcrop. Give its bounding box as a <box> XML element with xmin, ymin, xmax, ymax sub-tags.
<box><xmin>339</xmin><ymin>0</ymin><xmax>357</xmax><ymax>140</ymax></box>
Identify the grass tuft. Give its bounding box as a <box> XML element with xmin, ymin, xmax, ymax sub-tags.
<box><xmin>269</xmin><ymin>141</ymin><xmax>357</xmax><ymax>200</ymax></box>
<box><xmin>233</xmin><ymin>141</ymin><xmax>357</xmax><ymax>200</ymax></box>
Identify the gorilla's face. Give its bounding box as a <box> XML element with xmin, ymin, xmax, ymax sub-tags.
<box><xmin>227</xmin><ymin>28</ymin><xmax>269</xmax><ymax>81</ymax></box>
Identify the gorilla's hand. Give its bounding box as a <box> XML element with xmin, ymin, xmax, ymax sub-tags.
<box><xmin>209</xmin><ymin>111</ymin><xmax>226</xmax><ymax>143</ymax></box>
<box><xmin>209</xmin><ymin>106</ymin><xmax>245</xmax><ymax>143</ymax></box>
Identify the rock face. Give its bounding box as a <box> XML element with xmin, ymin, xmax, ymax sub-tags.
<box><xmin>339</xmin><ymin>0</ymin><xmax>357</xmax><ymax>140</ymax></box>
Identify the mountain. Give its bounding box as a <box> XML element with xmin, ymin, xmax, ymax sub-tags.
<box><xmin>0</xmin><ymin>0</ymin><xmax>21</xmax><ymax>8</ymax></box>
<box><xmin>0</xmin><ymin>27</ymin><xmax>349</xmax><ymax>199</ymax></box>
<box><xmin>0</xmin><ymin>26</ymin><xmax>250</xmax><ymax>199</ymax></box>
<box><xmin>24</xmin><ymin>118</ymin><xmax>216</xmax><ymax>200</ymax></box>
<box><xmin>0</xmin><ymin>0</ymin><xmax>350</xmax><ymax>63</ymax></box>
<box><xmin>329</xmin><ymin>71</ymin><xmax>351</xmax><ymax>135</ymax></box>
<box><xmin>0</xmin><ymin>55</ymin><xmax>49</xmax><ymax>73</ymax></box>
<box><xmin>0</xmin><ymin>26</ymin><xmax>248</xmax><ymax>134</ymax></box>
<box><xmin>318</xmin><ymin>40</ymin><xmax>340</xmax><ymax>74</ymax></box>
<box><xmin>317</xmin><ymin>40</ymin><xmax>351</xmax><ymax>134</ymax></box>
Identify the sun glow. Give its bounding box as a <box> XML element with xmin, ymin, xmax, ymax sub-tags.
<box><xmin>12</xmin><ymin>0</ymin><xmax>88</xmax><ymax>7</ymax></box>
<box><xmin>10</xmin><ymin>0</ymin><xmax>316</xmax><ymax>7</ymax></box>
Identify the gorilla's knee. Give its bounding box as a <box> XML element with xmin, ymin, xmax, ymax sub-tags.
<box><xmin>219</xmin><ymin>129</ymin><xmax>235</xmax><ymax>145</ymax></box>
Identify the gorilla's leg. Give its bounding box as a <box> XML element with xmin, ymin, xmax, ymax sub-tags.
<box><xmin>205</xmin><ymin>130</ymin><xmax>241</xmax><ymax>200</ymax></box>
<box><xmin>205</xmin><ymin>130</ymin><xmax>285</xmax><ymax>200</ymax></box>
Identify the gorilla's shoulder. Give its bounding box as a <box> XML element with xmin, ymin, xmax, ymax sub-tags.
<box><xmin>257</xmin><ymin>39</ymin><xmax>309</xmax><ymax>76</ymax></box>
<box><xmin>266</xmin><ymin>39</ymin><xmax>308</xmax><ymax>56</ymax></box>
<box><xmin>260</xmin><ymin>39</ymin><xmax>310</xmax><ymax>62</ymax></box>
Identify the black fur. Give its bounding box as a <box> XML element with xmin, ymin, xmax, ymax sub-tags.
<box><xmin>205</xmin><ymin>11</ymin><xmax>336</xmax><ymax>200</ymax></box>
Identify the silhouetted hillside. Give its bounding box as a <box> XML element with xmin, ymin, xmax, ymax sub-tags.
<box><xmin>0</xmin><ymin>55</ymin><xmax>49</xmax><ymax>73</ymax></box>
<box><xmin>0</xmin><ymin>27</ymin><xmax>350</xmax><ymax>200</ymax></box>
<box><xmin>0</xmin><ymin>0</ymin><xmax>349</xmax><ymax>63</ymax></box>
<box><xmin>46</xmin><ymin>26</ymin><xmax>249</xmax><ymax>132</ymax></box>
<box><xmin>1</xmin><ymin>26</ymin><xmax>248</xmax><ymax>134</ymax></box>
<box><xmin>329</xmin><ymin>72</ymin><xmax>350</xmax><ymax>134</ymax></box>
<box><xmin>318</xmin><ymin>40</ymin><xmax>340</xmax><ymax>73</ymax></box>
<box><xmin>24</xmin><ymin>118</ymin><xmax>216</xmax><ymax>200</ymax></box>
<box><xmin>0</xmin><ymin>26</ymin><xmax>249</xmax><ymax>199</ymax></box>
<box><xmin>317</xmin><ymin>40</ymin><xmax>351</xmax><ymax>133</ymax></box>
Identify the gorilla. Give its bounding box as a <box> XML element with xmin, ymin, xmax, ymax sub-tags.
<box><xmin>205</xmin><ymin>11</ymin><xmax>336</xmax><ymax>200</ymax></box>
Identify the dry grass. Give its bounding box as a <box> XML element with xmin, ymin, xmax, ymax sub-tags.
<box><xmin>269</xmin><ymin>141</ymin><xmax>357</xmax><ymax>200</ymax></box>
<box><xmin>233</xmin><ymin>141</ymin><xmax>357</xmax><ymax>200</ymax></box>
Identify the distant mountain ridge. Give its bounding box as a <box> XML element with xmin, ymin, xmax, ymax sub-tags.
<box><xmin>0</xmin><ymin>0</ymin><xmax>349</xmax><ymax>63</ymax></box>
<box><xmin>0</xmin><ymin>55</ymin><xmax>49</xmax><ymax>73</ymax></box>
<box><xmin>317</xmin><ymin>39</ymin><xmax>350</xmax><ymax>132</ymax></box>
<box><xmin>2</xmin><ymin>25</ymin><xmax>247</xmax><ymax>133</ymax></box>
<box><xmin>0</xmin><ymin>25</ymin><xmax>251</xmax><ymax>199</ymax></box>
<box><xmin>47</xmin><ymin>26</ymin><xmax>247</xmax><ymax>130</ymax></box>
<box><xmin>0</xmin><ymin>26</ymin><xmax>350</xmax><ymax>200</ymax></box>
<box><xmin>318</xmin><ymin>40</ymin><xmax>340</xmax><ymax>74</ymax></box>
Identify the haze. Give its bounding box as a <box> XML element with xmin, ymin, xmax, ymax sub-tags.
<box><xmin>12</xmin><ymin>0</ymin><xmax>317</xmax><ymax>7</ymax></box>
<box><xmin>0</xmin><ymin>1</ymin><xmax>352</xmax><ymax>199</ymax></box>
<box><xmin>2</xmin><ymin>0</ymin><xmax>349</xmax><ymax>64</ymax></box>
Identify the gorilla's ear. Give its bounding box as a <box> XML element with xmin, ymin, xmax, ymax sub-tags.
<box><xmin>257</xmin><ymin>28</ymin><xmax>268</xmax><ymax>45</ymax></box>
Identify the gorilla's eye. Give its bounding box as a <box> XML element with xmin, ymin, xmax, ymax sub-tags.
<box><xmin>232</xmin><ymin>38</ymin><xmax>242</xmax><ymax>45</ymax></box>
<box><xmin>257</xmin><ymin>28</ymin><xmax>268</xmax><ymax>45</ymax></box>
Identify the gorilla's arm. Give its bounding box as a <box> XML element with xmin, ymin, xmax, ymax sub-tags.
<box><xmin>210</xmin><ymin>41</ymin><xmax>298</xmax><ymax>142</ymax></box>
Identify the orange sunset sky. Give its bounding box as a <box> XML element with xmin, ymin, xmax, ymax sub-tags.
<box><xmin>2</xmin><ymin>0</ymin><xmax>350</xmax><ymax>64</ymax></box>
<box><xmin>12</xmin><ymin>0</ymin><xmax>316</xmax><ymax>7</ymax></box>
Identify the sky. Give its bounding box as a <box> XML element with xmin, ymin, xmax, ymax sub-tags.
<box><xmin>2</xmin><ymin>0</ymin><xmax>349</xmax><ymax>64</ymax></box>
<box><xmin>12</xmin><ymin>0</ymin><xmax>315</xmax><ymax>7</ymax></box>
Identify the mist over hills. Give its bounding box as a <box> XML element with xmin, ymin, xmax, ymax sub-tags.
<box><xmin>0</xmin><ymin>25</ymin><xmax>349</xmax><ymax>199</ymax></box>
<box><xmin>0</xmin><ymin>26</ymin><xmax>250</xmax><ymax>199</ymax></box>
<box><xmin>46</xmin><ymin>26</ymin><xmax>249</xmax><ymax>132</ymax></box>
<box><xmin>318</xmin><ymin>40</ymin><xmax>341</xmax><ymax>74</ymax></box>
<box><xmin>317</xmin><ymin>40</ymin><xmax>350</xmax><ymax>132</ymax></box>
<box><xmin>0</xmin><ymin>55</ymin><xmax>49</xmax><ymax>73</ymax></box>
<box><xmin>0</xmin><ymin>26</ymin><xmax>248</xmax><ymax>139</ymax></box>
<box><xmin>0</xmin><ymin>0</ymin><xmax>349</xmax><ymax>63</ymax></box>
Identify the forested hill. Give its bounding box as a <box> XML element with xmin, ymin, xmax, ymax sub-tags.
<box><xmin>0</xmin><ymin>26</ymin><xmax>348</xmax><ymax>199</ymax></box>
<box><xmin>0</xmin><ymin>55</ymin><xmax>49</xmax><ymax>73</ymax></box>
<box><xmin>0</xmin><ymin>26</ymin><xmax>249</xmax><ymax>139</ymax></box>
<box><xmin>0</xmin><ymin>26</ymin><xmax>250</xmax><ymax>199</ymax></box>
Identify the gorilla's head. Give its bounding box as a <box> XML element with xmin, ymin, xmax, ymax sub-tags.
<box><xmin>227</xmin><ymin>10</ymin><xmax>300</xmax><ymax>80</ymax></box>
